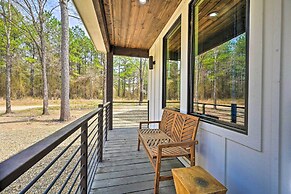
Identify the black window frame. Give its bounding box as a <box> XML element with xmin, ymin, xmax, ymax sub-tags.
<box><xmin>162</xmin><ymin>16</ymin><xmax>182</xmax><ymax>111</ymax></box>
<box><xmin>187</xmin><ymin>0</ymin><xmax>250</xmax><ymax>134</ymax></box>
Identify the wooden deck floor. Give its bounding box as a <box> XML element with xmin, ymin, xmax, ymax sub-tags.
<box><xmin>90</xmin><ymin>128</ymin><xmax>184</xmax><ymax>194</ymax></box>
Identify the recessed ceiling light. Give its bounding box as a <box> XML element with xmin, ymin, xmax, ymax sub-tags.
<box><xmin>139</xmin><ymin>0</ymin><xmax>147</xmax><ymax>5</ymax></box>
<box><xmin>209</xmin><ymin>12</ymin><xmax>218</xmax><ymax>17</ymax></box>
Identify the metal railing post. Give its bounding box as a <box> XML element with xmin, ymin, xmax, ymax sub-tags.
<box><xmin>105</xmin><ymin>105</ymin><xmax>108</xmax><ymax>141</ymax></box>
<box><xmin>231</xmin><ymin>103</ymin><xmax>237</xmax><ymax>123</ymax></box>
<box><xmin>98</xmin><ymin>104</ymin><xmax>103</xmax><ymax>162</ymax></box>
<box><xmin>109</xmin><ymin>102</ymin><xmax>113</xmax><ymax>130</ymax></box>
<box><xmin>80</xmin><ymin>122</ymin><xmax>88</xmax><ymax>194</ymax></box>
<box><xmin>202</xmin><ymin>103</ymin><xmax>205</xmax><ymax>115</ymax></box>
<box><xmin>147</xmin><ymin>100</ymin><xmax>149</xmax><ymax>122</ymax></box>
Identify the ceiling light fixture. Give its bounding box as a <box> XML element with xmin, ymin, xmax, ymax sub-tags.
<box><xmin>139</xmin><ymin>0</ymin><xmax>147</xmax><ymax>5</ymax></box>
<box><xmin>209</xmin><ymin>12</ymin><xmax>218</xmax><ymax>17</ymax></box>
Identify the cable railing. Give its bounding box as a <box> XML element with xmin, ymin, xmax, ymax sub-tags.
<box><xmin>0</xmin><ymin>102</ymin><xmax>112</xmax><ymax>194</ymax></box>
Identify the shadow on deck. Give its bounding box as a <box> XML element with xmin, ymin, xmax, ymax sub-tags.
<box><xmin>90</xmin><ymin>128</ymin><xmax>183</xmax><ymax>194</ymax></box>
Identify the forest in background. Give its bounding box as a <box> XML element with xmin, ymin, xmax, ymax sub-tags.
<box><xmin>0</xmin><ymin>1</ymin><xmax>148</xmax><ymax>102</ymax></box>
<box><xmin>0</xmin><ymin>0</ymin><xmax>106</xmax><ymax>101</ymax></box>
<box><xmin>113</xmin><ymin>56</ymin><xmax>148</xmax><ymax>101</ymax></box>
<box><xmin>194</xmin><ymin>33</ymin><xmax>247</xmax><ymax>106</ymax></box>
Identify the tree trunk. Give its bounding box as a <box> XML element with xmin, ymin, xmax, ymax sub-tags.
<box><xmin>30</xmin><ymin>63</ymin><xmax>35</xmax><ymax>97</ymax></box>
<box><xmin>117</xmin><ymin>63</ymin><xmax>120</xmax><ymax>97</ymax></box>
<box><xmin>41</xmin><ymin>42</ymin><xmax>49</xmax><ymax>114</ymax></box>
<box><xmin>213</xmin><ymin>49</ymin><xmax>218</xmax><ymax>109</ymax></box>
<box><xmin>132</xmin><ymin>78</ymin><xmax>135</xmax><ymax>97</ymax></box>
<box><xmin>231</xmin><ymin>54</ymin><xmax>236</xmax><ymax>102</ymax></box>
<box><xmin>30</xmin><ymin>46</ymin><xmax>36</xmax><ymax>97</ymax></box>
<box><xmin>128</xmin><ymin>77</ymin><xmax>131</xmax><ymax>98</ymax></box>
<box><xmin>60</xmin><ymin>0</ymin><xmax>70</xmax><ymax>121</ymax></box>
<box><xmin>77</xmin><ymin>63</ymin><xmax>81</xmax><ymax>74</ymax></box>
<box><xmin>40</xmin><ymin>13</ymin><xmax>49</xmax><ymax>115</ymax></box>
<box><xmin>4</xmin><ymin>0</ymin><xmax>12</xmax><ymax>113</ymax></box>
<box><xmin>122</xmin><ymin>77</ymin><xmax>126</xmax><ymax>97</ymax></box>
<box><xmin>139</xmin><ymin>58</ymin><xmax>143</xmax><ymax>105</ymax></box>
<box><xmin>194</xmin><ymin>58</ymin><xmax>200</xmax><ymax>111</ymax></box>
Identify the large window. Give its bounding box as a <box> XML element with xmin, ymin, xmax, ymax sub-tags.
<box><xmin>189</xmin><ymin>0</ymin><xmax>249</xmax><ymax>132</ymax></box>
<box><xmin>162</xmin><ymin>17</ymin><xmax>181</xmax><ymax>110</ymax></box>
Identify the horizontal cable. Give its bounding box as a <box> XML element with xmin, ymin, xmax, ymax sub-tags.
<box><xmin>19</xmin><ymin>133</ymin><xmax>81</xmax><ymax>194</ymax></box>
<box><xmin>67</xmin><ymin>170</ymin><xmax>81</xmax><ymax>194</ymax></box>
<box><xmin>88</xmin><ymin>141</ymin><xmax>101</xmax><ymax>167</ymax></box>
<box><xmin>87</xmin><ymin>150</ymin><xmax>101</xmax><ymax>191</ymax></box>
<box><xmin>88</xmin><ymin>116</ymin><xmax>98</xmax><ymax>128</ymax></box>
<box><xmin>43</xmin><ymin>145</ymin><xmax>82</xmax><ymax>194</ymax></box>
<box><xmin>88</xmin><ymin>148</ymin><xmax>101</xmax><ymax>180</ymax></box>
<box><xmin>88</xmin><ymin>138</ymin><xmax>100</xmax><ymax>160</ymax></box>
<box><xmin>74</xmin><ymin>181</ymin><xmax>81</xmax><ymax>194</ymax></box>
<box><xmin>57</xmin><ymin>157</ymin><xmax>81</xmax><ymax>194</ymax></box>
<box><xmin>88</xmin><ymin>127</ymin><xmax>100</xmax><ymax>149</ymax></box>
<box><xmin>87</xmin><ymin>123</ymin><xmax>99</xmax><ymax>142</ymax></box>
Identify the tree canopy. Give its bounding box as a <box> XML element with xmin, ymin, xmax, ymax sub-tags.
<box><xmin>0</xmin><ymin>1</ymin><xmax>105</xmax><ymax>100</ymax></box>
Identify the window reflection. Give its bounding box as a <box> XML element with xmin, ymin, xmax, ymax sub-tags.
<box><xmin>163</xmin><ymin>19</ymin><xmax>181</xmax><ymax>110</ymax></box>
<box><xmin>192</xmin><ymin>0</ymin><xmax>248</xmax><ymax>129</ymax></box>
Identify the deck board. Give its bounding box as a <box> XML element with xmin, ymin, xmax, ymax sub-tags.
<box><xmin>90</xmin><ymin>128</ymin><xmax>183</xmax><ymax>194</ymax></box>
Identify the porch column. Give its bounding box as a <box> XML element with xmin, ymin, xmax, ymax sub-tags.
<box><xmin>105</xmin><ymin>51</ymin><xmax>113</xmax><ymax>130</ymax></box>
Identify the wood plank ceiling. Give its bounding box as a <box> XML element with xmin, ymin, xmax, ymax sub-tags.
<box><xmin>102</xmin><ymin>0</ymin><xmax>182</xmax><ymax>50</ymax></box>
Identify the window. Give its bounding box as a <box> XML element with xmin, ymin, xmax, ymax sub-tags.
<box><xmin>162</xmin><ymin>17</ymin><xmax>181</xmax><ymax>110</ymax></box>
<box><xmin>189</xmin><ymin>0</ymin><xmax>249</xmax><ymax>132</ymax></box>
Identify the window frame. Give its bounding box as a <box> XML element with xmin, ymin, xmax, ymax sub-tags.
<box><xmin>162</xmin><ymin>16</ymin><xmax>182</xmax><ymax>110</ymax></box>
<box><xmin>187</xmin><ymin>0</ymin><xmax>250</xmax><ymax>134</ymax></box>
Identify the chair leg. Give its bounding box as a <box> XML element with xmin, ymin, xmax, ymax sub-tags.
<box><xmin>137</xmin><ymin>136</ymin><xmax>140</xmax><ymax>151</ymax></box>
<box><xmin>154</xmin><ymin>150</ymin><xmax>162</xmax><ymax>194</ymax></box>
<box><xmin>190</xmin><ymin>145</ymin><xmax>195</xmax><ymax>166</ymax></box>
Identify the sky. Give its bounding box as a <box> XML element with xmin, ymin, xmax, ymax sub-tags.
<box><xmin>47</xmin><ymin>0</ymin><xmax>89</xmax><ymax>36</ymax></box>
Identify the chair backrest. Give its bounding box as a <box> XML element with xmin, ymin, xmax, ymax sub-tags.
<box><xmin>160</xmin><ymin>109</ymin><xmax>176</xmax><ymax>136</ymax></box>
<box><xmin>171</xmin><ymin>113</ymin><xmax>200</xmax><ymax>142</ymax></box>
<box><xmin>160</xmin><ymin>109</ymin><xmax>200</xmax><ymax>142</ymax></box>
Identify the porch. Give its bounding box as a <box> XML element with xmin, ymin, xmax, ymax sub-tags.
<box><xmin>0</xmin><ymin>102</ymin><xmax>182</xmax><ymax>193</ymax></box>
<box><xmin>90</xmin><ymin>128</ymin><xmax>181</xmax><ymax>194</ymax></box>
<box><xmin>0</xmin><ymin>0</ymin><xmax>290</xmax><ymax>193</ymax></box>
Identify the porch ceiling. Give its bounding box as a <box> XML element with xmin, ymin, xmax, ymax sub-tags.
<box><xmin>102</xmin><ymin>0</ymin><xmax>182</xmax><ymax>50</ymax></box>
<box><xmin>74</xmin><ymin>0</ymin><xmax>182</xmax><ymax>56</ymax></box>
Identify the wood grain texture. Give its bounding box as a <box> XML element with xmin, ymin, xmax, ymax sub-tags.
<box><xmin>138</xmin><ymin>109</ymin><xmax>200</xmax><ymax>193</ymax></box>
<box><xmin>197</xmin><ymin>0</ymin><xmax>247</xmax><ymax>53</ymax></box>
<box><xmin>90</xmin><ymin>128</ymin><xmax>183</xmax><ymax>194</ymax></box>
<box><xmin>172</xmin><ymin>166</ymin><xmax>227</xmax><ymax>194</ymax></box>
<box><xmin>92</xmin><ymin>0</ymin><xmax>111</xmax><ymax>52</ymax></box>
<box><xmin>112</xmin><ymin>46</ymin><xmax>149</xmax><ymax>58</ymax></box>
<box><xmin>102</xmin><ymin>0</ymin><xmax>182</xmax><ymax>50</ymax></box>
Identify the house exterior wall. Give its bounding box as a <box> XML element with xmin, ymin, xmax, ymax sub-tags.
<box><xmin>148</xmin><ymin>0</ymin><xmax>290</xmax><ymax>193</ymax></box>
<box><xmin>280</xmin><ymin>0</ymin><xmax>291</xmax><ymax>193</ymax></box>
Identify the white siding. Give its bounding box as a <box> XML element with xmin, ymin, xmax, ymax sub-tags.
<box><xmin>148</xmin><ymin>0</ymin><xmax>290</xmax><ymax>193</ymax></box>
<box><xmin>280</xmin><ymin>0</ymin><xmax>291</xmax><ymax>193</ymax></box>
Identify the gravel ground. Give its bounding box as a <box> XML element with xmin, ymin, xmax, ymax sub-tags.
<box><xmin>0</xmin><ymin>102</ymin><xmax>147</xmax><ymax>193</ymax></box>
<box><xmin>0</xmin><ymin>108</ymin><xmax>95</xmax><ymax>194</ymax></box>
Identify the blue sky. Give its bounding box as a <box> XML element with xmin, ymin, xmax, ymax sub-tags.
<box><xmin>47</xmin><ymin>0</ymin><xmax>88</xmax><ymax>36</ymax></box>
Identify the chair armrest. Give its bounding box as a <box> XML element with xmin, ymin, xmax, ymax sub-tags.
<box><xmin>158</xmin><ymin>140</ymin><xmax>198</xmax><ymax>150</ymax></box>
<box><xmin>139</xmin><ymin>121</ymin><xmax>161</xmax><ymax>129</ymax></box>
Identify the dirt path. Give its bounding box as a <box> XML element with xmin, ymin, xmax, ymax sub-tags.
<box><xmin>0</xmin><ymin>108</ymin><xmax>91</xmax><ymax>162</ymax></box>
<box><xmin>0</xmin><ymin>105</ymin><xmax>59</xmax><ymax>114</ymax></box>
